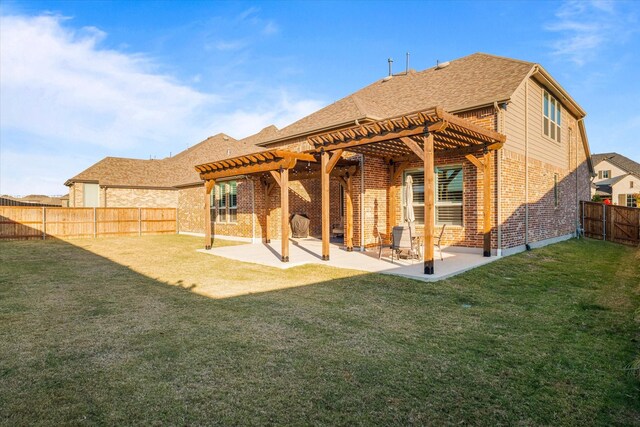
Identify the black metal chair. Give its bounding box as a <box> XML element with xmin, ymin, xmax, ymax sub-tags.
<box><xmin>378</xmin><ymin>225</ymin><xmax>421</xmax><ymax>262</ymax></box>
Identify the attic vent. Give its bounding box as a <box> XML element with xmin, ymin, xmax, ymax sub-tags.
<box><xmin>435</xmin><ymin>60</ymin><xmax>450</xmax><ymax>70</ymax></box>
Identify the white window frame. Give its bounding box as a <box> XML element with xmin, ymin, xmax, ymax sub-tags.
<box><xmin>212</xmin><ymin>180</ymin><xmax>238</xmax><ymax>223</ymax></box>
<box><xmin>543</xmin><ymin>90</ymin><xmax>562</xmax><ymax>143</ymax></box>
<box><xmin>403</xmin><ymin>165</ymin><xmax>464</xmax><ymax>227</ymax></box>
<box><xmin>435</xmin><ymin>165</ymin><xmax>464</xmax><ymax>226</ymax></box>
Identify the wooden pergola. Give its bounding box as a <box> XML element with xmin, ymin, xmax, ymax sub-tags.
<box><xmin>195</xmin><ymin>106</ymin><xmax>505</xmax><ymax>274</ymax></box>
<box><xmin>195</xmin><ymin>149</ymin><xmax>358</xmax><ymax>261</ymax></box>
<box><xmin>307</xmin><ymin>106</ymin><xmax>506</xmax><ymax>274</ymax></box>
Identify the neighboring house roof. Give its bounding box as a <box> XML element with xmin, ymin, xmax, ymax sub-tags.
<box><xmin>65</xmin><ymin>133</ymin><xmax>262</xmax><ymax>188</ymax></box>
<box><xmin>257</xmin><ymin>53</ymin><xmax>535</xmax><ymax>146</ymax></box>
<box><xmin>594</xmin><ymin>175</ymin><xmax>628</xmax><ymax>187</ymax></box>
<box><xmin>592</xmin><ymin>153</ymin><xmax>640</xmax><ymax>178</ymax></box>
<box><xmin>0</xmin><ymin>195</ymin><xmax>62</xmax><ymax>206</ymax></box>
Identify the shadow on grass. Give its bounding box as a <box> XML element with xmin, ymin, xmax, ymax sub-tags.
<box><xmin>0</xmin><ymin>235</ymin><xmax>638</xmax><ymax>426</ymax></box>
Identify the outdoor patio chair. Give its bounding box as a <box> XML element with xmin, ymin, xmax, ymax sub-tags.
<box><xmin>434</xmin><ymin>224</ymin><xmax>446</xmax><ymax>261</ymax></box>
<box><xmin>332</xmin><ymin>218</ymin><xmax>344</xmax><ymax>238</ymax></box>
<box><xmin>378</xmin><ymin>225</ymin><xmax>421</xmax><ymax>263</ymax></box>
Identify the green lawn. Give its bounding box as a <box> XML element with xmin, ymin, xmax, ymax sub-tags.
<box><xmin>1</xmin><ymin>235</ymin><xmax>638</xmax><ymax>425</ymax></box>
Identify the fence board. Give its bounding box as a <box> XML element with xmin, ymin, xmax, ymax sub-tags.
<box><xmin>581</xmin><ymin>201</ymin><xmax>639</xmax><ymax>246</ymax></box>
<box><xmin>45</xmin><ymin>208</ymin><xmax>94</xmax><ymax>238</ymax></box>
<box><xmin>0</xmin><ymin>206</ymin><xmax>43</xmax><ymax>239</ymax></box>
<box><xmin>0</xmin><ymin>206</ymin><xmax>177</xmax><ymax>240</ymax></box>
<box><xmin>141</xmin><ymin>208</ymin><xmax>177</xmax><ymax>235</ymax></box>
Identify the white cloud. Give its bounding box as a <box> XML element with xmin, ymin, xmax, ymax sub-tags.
<box><xmin>209</xmin><ymin>39</ymin><xmax>248</xmax><ymax>51</ymax></box>
<box><xmin>262</xmin><ymin>21</ymin><xmax>279</xmax><ymax>36</ymax></box>
<box><xmin>206</xmin><ymin>91</ymin><xmax>324</xmax><ymax>139</ymax></box>
<box><xmin>545</xmin><ymin>0</ymin><xmax>638</xmax><ymax>66</ymax></box>
<box><xmin>0</xmin><ymin>149</ymin><xmax>93</xmax><ymax>196</ymax></box>
<box><xmin>0</xmin><ymin>14</ymin><xmax>325</xmax><ymax>195</ymax></box>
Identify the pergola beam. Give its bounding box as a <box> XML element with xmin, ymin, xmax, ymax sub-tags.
<box><xmin>400</xmin><ymin>137</ymin><xmax>425</xmax><ymax>161</ymax></box>
<box><xmin>325</xmin><ymin>149</ymin><xmax>344</xmax><ymax>174</ymax></box>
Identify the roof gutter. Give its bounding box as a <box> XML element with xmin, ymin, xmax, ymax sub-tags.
<box><xmin>64</xmin><ymin>179</ymin><xmax>98</xmax><ymax>186</ymax></box>
<box><xmin>531</xmin><ymin>65</ymin><xmax>586</xmax><ymax>118</ymax></box>
<box><xmin>578</xmin><ymin>119</ymin><xmax>595</xmax><ymax>176</ymax></box>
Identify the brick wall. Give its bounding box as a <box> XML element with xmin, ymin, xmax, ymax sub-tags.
<box><xmin>105</xmin><ymin>188</ymin><xmax>178</xmax><ymax>208</ymax></box>
<box><xmin>178</xmin><ymin>185</ymin><xmax>205</xmax><ymax>233</ymax></box>
<box><xmin>69</xmin><ymin>184</ymin><xmax>83</xmax><ymax>207</ymax></box>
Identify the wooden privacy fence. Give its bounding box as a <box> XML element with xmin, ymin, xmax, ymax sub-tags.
<box><xmin>0</xmin><ymin>207</ymin><xmax>177</xmax><ymax>240</ymax></box>
<box><xmin>581</xmin><ymin>201</ymin><xmax>640</xmax><ymax>246</ymax></box>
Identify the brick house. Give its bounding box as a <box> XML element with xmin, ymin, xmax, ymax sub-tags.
<box><xmin>591</xmin><ymin>153</ymin><xmax>640</xmax><ymax>207</ymax></box>
<box><xmin>66</xmin><ymin>53</ymin><xmax>594</xmax><ymax>274</ymax></box>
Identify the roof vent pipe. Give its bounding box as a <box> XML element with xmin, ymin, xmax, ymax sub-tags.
<box><xmin>388</xmin><ymin>57</ymin><xmax>393</xmax><ymax>76</ymax></box>
<box><xmin>405</xmin><ymin>52</ymin><xmax>410</xmax><ymax>75</ymax></box>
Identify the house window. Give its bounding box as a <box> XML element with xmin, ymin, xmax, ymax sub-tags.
<box><xmin>404</xmin><ymin>165</ymin><xmax>463</xmax><ymax>227</ymax></box>
<box><xmin>436</xmin><ymin>166</ymin><xmax>463</xmax><ymax>225</ymax></box>
<box><xmin>627</xmin><ymin>194</ymin><xmax>638</xmax><ymax>208</ymax></box>
<box><xmin>553</xmin><ymin>174</ymin><xmax>559</xmax><ymax>207</ymax></box>
<box><xmin>212</xmin><ymin>180</ymin><xmax>237</xmax><ymax>223</ymax></box>
<box><xmin>543</xmin><ymin>91</ymin><xmax>561</xmax><ymax>143</ymax></box>
<box><xmin>597</xmin><ymin>170</ymin><xmax>611</xmax><ymax>179</ymax></box>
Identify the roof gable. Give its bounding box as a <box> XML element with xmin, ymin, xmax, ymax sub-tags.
<box><xmin>66</xmin><ymin>133</ymin><xmax>262</xmax><ymax>188</ymax></box>
<box><xmin>592</xmin><ymin>152</ymin><xmax>640</xmax><ymax>178</ymax></box>
<box><xmin>258</xmin><ymin>53</ymin><xmax>534</xmax><ymax>145</ymax></box>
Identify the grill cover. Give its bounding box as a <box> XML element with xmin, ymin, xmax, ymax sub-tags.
<box><xmin>290</xmin><ymin>214</ymin><xmax>310</xmax><ymax>238</ymax></box>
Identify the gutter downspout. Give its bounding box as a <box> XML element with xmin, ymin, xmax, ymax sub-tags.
<box><xmin>494</xmin><ymin>102</ymin><xmax>505</xmax><ymax>256</ymax></box>
<box><xmin>524</xmin><ymin>80</ymin><xmax>530</xmax><ymax>250</ymax></box>
<box><xmin>572</xmin><ymin>127</ymin><xmax>579</xmax><ymax>236</ymax></box>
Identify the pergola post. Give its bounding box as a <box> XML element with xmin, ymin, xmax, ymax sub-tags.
<box><xmin>483</xmin><ymin>150</ymin><xmax>492</xmax><ymax>257</ymax></box>
<box><xmin>465</xmin><ymin>152</ymin><xmax>493</xmax><ymax>258</ymax></box>
<box><xmin>204</xmin><ymin>179</ymin><xmax>215</xmax><ymax>250</ymax></box>
<box><xmin>345</xmin><ymin>173</ymin><xmax>354</xmax><ymax>251</ymax></box>
<box><xmin>423</xmin><ymin>132</ymin><xmax>435</xmax><ymax>275</ymax></box>
<box><xmin>264</xmin><ymin>181</ymin><xmax>272</xmax><ymax>243</ymax></box>
<box><xmin>321</xmin><ymin>150</ymin><xmax>330</xmax><ymax>260</ymax></box>
<box><xmin>280</xmin><ymin>168</ymin><xmax>290</xmax><ymax>262</ymax></box>
<box><xmin>387</xmin><ymin>164</ymin><xmax>397</xmax><ymax>244</ymax></box>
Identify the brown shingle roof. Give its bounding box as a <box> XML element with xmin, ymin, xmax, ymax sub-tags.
<box><xmin>66</xmin><ymin>133</ymin><xmax>262</xmax><ymax>188</ymax></box>
<box><xmin>258</xmin><ymin>53</ymin><xmax>534</xmax><ymax>145</ymax></box>
<box><xmin>592</xmin><ymin>152</ymin><xmax>640</xmax><ymax>179</ymax></box>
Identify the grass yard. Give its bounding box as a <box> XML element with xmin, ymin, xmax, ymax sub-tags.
<box><xmin>1</xmin><ymin>235</ymin><xmax>638</xmax><ymax>425</ymax></box>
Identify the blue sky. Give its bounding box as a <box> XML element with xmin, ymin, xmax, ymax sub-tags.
<box><xmin>1</xmin><ymin>0</ymin><xmax>639</xmax><ymax>195</ymax></box>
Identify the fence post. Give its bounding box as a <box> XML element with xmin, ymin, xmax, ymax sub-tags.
<box><xmin>139</xmin><ymin>208</ymin><xmax>142</xmax><ymax>236</ymax></box>
<box><xmin>581</xmin><ymin>201</ymin><xmax>585</xmax><ymax>238</ymax></box>
<box><xmin>93</xmin><ymin>208</ymin><xmax>97</xmax><ymax>238</ymax></box>
<box><xmin>602</xmin><ymin>204</ymin><xmax>606</xmax><ymax>241</ymax></box>
<box><xmin>42</xmin><ymin>207</ymin><xmax>46</xmax><ymax>240</ymax></box>
<box><xmin>176</xmin><ymin>208</ymin><xmax>179</xmax><ymax>234</ymax></box>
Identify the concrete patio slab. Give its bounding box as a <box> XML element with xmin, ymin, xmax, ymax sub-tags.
<box><xmin>198</xmin><ymin>237</ymin><xmax>498</xmax><ymax>281</ymax></box>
